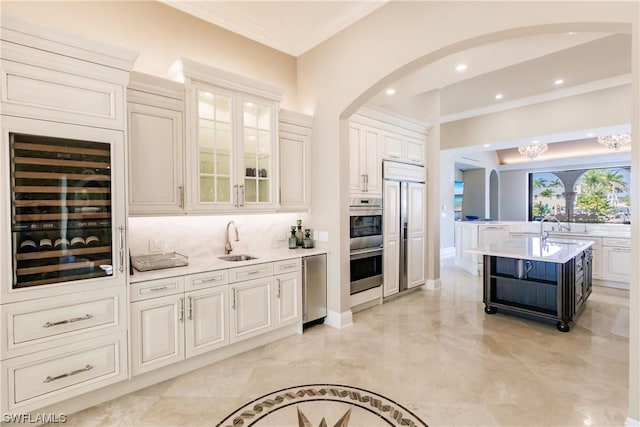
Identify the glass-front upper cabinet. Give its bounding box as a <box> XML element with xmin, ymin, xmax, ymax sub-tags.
<box><xmin>1</xmin><ymin>117</ymin><xmax>126</xmax><ymax>301</ymax></box>
<box><xmin>191</xmin><ymin>82</ymin><xmax>276</xmax><ymax>211</ymax></box>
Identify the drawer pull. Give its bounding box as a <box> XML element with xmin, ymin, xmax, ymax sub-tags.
<box><xmin>43</xmin><ymin>364</ymin><xmax>93</xmax><ymax>383</ymax></box>
<box><xmin>247</xmin><ymin>271</ymin><xmax>260</xmax><ymax>275</ymax></box>
<box><xmin>281</xmin><ymin>264</ymin><xmax>296</xmax><ymax>270</ymax></box>
<box><xmin>43</xmin><ymin>314</ymin><xmax>93</xmax><ymax>328</ymax></box>
<box><xmin>149</xmin><ymin>286</ymin><xmax>169</xmax><ymax>292</ymax></box>
<box><xmin>198</xmin><ymin>276</ymin><xmax>223</xmax><ymax>284</ymax></box>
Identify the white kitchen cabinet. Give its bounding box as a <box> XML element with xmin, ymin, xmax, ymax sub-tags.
<box><xmin>383</xmin><ymin>180</ymin><xmax>400</xmax><ymax>297</ymax></box>
<box><xmin>405</xmin><ymin>136</ymin><xmax>425</xmax><ymax>164</ymax></box>
<box><xmin>407</xmin><ymin>182</ymin><xmax>426</xmax><ymax>288</ymax></box>
<box><xmin>130</xmin><ymin>294</ymin><xmax>185</xmax><ymax>376</ymax></box>
<box><xmin>601</xmin><ymin>238</ymin><xmax>630</xmax><ymax>286</ymax></box>
<box><xmin>278</xmin><ymin>110</ymin><xmax>312</xmax><ymax>211</ymax></box>
<box><xmin>348</xmin><ymin>122</ymin><xmax>382</xmax><ymax>196</ymax></box>
<box><xmin>382</xmin><ymin>131</ymin><xmax>425</xmax><ymax>165</ymax></box>
<box><xmin>274</xmin><ymin>271</ymin><xmax>302</xmax><ymax>327</ymax></box>
<box><xmin>127</xmin><ymin>73</ymin><xmax>185</xmax><ymax>215</ymax></box>
<box><xmin>455</xmin><ymin>223</ymin><xmax>510</xmax><ymax>276</ymax></box>
<box><xmin>184</xmin><ymin>60</ymin><xmax>282</xmax><ymax>212</ymax></box>
<box><xmin>185</xmin><ymin>285</ymin><xmax>229</xmax><ymax>358</ymax></box>
<box><xmin>230</xmin><ymin>277</ymin><xmax>274</xmax><ymax>343</ymax></box>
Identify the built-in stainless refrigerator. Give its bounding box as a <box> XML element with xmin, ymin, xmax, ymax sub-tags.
<box><xmin>302</xmin><ymin>254</ymin><xmax>327</xmax><ymax>326</ymax></box>
<box><xmin>382</xmin><ymin>161</ymin><xmax>426</xmax><ymax>296</ymax></box>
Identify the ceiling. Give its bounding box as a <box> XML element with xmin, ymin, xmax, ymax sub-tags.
<box><xmin>161</xmin><ymin>1</ymin><xmax>632</xmax><ymax>165</ymax></box>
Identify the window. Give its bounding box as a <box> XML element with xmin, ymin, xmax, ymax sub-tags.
<box><xmin>528</xmin><ymin>167</ymin><xmax>630</xmax><ymax>223</ymax></box>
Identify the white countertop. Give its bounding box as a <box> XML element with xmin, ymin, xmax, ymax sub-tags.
<box><xmin>130</xmin><ymin>247</ymin><xmax>328</xmax><ymax>283</ymax></box>
<box><xmin>455</xmin><ymin>220</ymin><xmax>630</xmax><ymax>239</ymax></box>
<box><xmin>467</xmin><ymin>237</ymin><xmax>593</xmax><ymax>264</ymax></box>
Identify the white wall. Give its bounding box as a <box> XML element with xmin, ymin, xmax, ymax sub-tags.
<box><xmin>500</xmin><ymin>170</ymin><xmax>529</xmax><ymax>220</ymax></box>
<box><xmin>462</xmin><ymin>169</ymin><xmax>486</xmax><ymax>219</ymax></box>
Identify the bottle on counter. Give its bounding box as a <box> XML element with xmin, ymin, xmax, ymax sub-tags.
<box><xmin>295</xmin><ymin>219</ymin><xmax>303</xmax><ymax>247</ymax></box>
<box><xmin>303</xmin><ymin>228</ymin><xmax>314</xmax><ymax>249</ymax></box>
<box><xmin>288</xmin><ymin>226</ymin><xmax>298</xmax><ymax>249</ymax></box>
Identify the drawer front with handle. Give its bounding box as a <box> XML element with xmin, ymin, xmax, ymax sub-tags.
<box><xmin>130</xmin><ymin>276</ymin><xmax>184</xmax><ymax>302</ymax></box>
<box><xmin>228</xmin><ymin>263</ymin><xmax>273</xmax><ymax>284</ymax></box>
<box><xmin>185</xmin><ymin>270</ymin><xmax>229</xmax><ymax>291</ymax></box>
<box><xmin>602</xmin><ymin>238</ymin><xmax>630</xmax><ymax>248</ymax></box>
<box><xmin>5</xmin><ymin>331</ymin><xmax>126</xmax><ymax>412</ymax></box>
<box><xmin>2</xmin><ymin>288</ymin><xmax>124</xmax><ymax>356</ymax></box>
<box><xmin>273</xmin><ymin>258</ymin><xmax>301</xmax><ymax>274</ymax></box>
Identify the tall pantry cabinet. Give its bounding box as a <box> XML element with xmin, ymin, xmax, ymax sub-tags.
<box><xmin>0</xmin><ymin>17</ymin><xmax>136</xmax><ymax>414</ymax></box>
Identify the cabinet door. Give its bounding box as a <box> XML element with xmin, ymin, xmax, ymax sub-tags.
<box><xmin>191</xmin><ymin>84</ymin><xmax>235</xmax><ymax>210</ymax></box>
<box><xmin>128</xmin><ymin>102</ymin><xmax>184</xmax><ymax>215</ymax></box>
<box><xmin>230</xmin><ymin>278</ymin><xmax>274</xmax><ymax>343</ymax></box>
<box><xmin>278</xmin><ymin>130</ymin><xmax>310</xmax><ymax>211</ymax></box>
<box><xmin>274</xmin><ymin>272</ymin><xmax>302</xmax><ymax>327</ymax></box>
<box><xmin>130</xmin><ymin>295</ymin><xmax>184</xmax><ymax>376</ymax></box>
<box><xmin>239</xmin><ymin>96</ymin><xmax>276</xmax><ymax>209</ymax></box>
<box><xmin>602</xmin><ymin>246</ymin><xmax>630</xmax><ymax>282</ymax></box>
<box><xmin>363</xmin><ymin>127</ymin><xmax>382</xmax><ymax>195</ymax></box>
<box><xmin>349</xmin><ymin>124</ymin><xmax>365</xmax><ymax>193</ymax></box>
<box><xmin>383</xmin><ymin>181</ymin><xmax>400</xmax><ymax>297</ymax></box>
<box><xmin>405</xmin><ymin>136</ymin><xmax>424</xmax><ymax>164</ymax></box>
<box><xmin>185</xmin><ymin>286</ymin><xmax>228</xmax><ymax>358</ymax></box>
<box><xmin>478</xmin><ymin>226</ymin><xmax>510</xmax><ymax>247</ymax></box>
<box><xmin>382</xmin><ymin>132</ymin><xmax>403</xmax><ymax>161</ymax></box>
<box><xmin>407</xmin><ymin>182</ymin><xmax>425</xmax><ymax>288</ymax></box>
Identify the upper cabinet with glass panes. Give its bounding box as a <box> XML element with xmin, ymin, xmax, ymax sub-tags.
<box><xmin>183</xmin><ymin>60</ymin><xmax>282</xmax><ymax>212</ymax></box>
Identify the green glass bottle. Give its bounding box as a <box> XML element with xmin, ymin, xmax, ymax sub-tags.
<box><xmin>288</xmin><ymin>226</ymin><xmax>298</xmax><ymax>249</ymax></box>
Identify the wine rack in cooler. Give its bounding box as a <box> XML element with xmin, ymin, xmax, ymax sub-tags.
<box><xmin>10</xmin><ymin>133</ymin><xmax>114</xmax><ymax>288</ymax></box>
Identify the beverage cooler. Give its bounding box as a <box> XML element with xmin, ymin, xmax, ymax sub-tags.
<box><xmin>2</xmin><ymin>117</ymin><xmax>126</xmax><ymax>299</ymax></box>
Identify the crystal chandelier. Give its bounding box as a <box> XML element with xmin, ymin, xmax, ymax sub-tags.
<box><xmin>597</xmin><ymin>133</ymin><xmax>631</xmax><ymax>150</ymax></box>
<box><xmin>518</xmin><ymin>142</ymin><xmax>548</xmax><ymax>160</ymax></box>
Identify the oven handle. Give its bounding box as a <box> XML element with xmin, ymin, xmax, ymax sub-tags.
<box><xmin>349</xmin><ymin>209</ymin><xmax>383</xmax><ymax>216</ymax></box>
<box><xmin>350</xmin><ymin>246</ymin><xmax>383</xmax><ymax>260</ymax></box>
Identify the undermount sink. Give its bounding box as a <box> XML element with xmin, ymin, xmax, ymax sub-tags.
<box><xmin>218</xmin><ymin>254</ymin><xmax>257</xmax><ymax>262</ymax></box>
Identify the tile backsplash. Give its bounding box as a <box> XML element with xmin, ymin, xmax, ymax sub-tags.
<box><xmin>128</xmin><ymin>213</ymin><xmax>308</xmax><ymax>259</ymax></box>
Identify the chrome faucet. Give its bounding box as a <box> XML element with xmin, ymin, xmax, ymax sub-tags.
<box><xmin>539</xmin><ymin>214</ymin><xmax>567</xmax><ymax>240</ymax></box>
<box><xmin>225</xmin><ymin>221</ymin><xmax>239</xmax><ymax>254</ymax></box>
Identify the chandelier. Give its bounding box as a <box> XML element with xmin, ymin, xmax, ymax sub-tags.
<box><xmin>518</xmin><ymin>142</ymin><xmax>548</xmax><ymax>160</ymax></box>
<box><xmin>597</xmin><ymin>133</ymin><xmax>631</xmax><ymax>150</ymax></box>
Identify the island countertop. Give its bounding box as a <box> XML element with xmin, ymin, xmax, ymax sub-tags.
<box><xmin>468</xmin><ymin>236</ymin><xmax>594</xmax><ymax>264</ymax></box>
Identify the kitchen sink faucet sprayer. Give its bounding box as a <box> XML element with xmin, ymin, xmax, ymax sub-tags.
<box><xmin>225</xmin><ymin>221</ymin><xmax>239</xmax><ymax>254</ymax></box>
<box><xmin>539</xmin><ymin>214</ymin><xmax>568</xmax><ymax>240</ymax></box>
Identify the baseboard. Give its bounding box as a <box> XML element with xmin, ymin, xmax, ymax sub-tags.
<box><xmin>593</xmin><ymin>278</ymin><xmax>630</xmax><ymax>290</ymax></box>
<box><xmin>440</xmin><ymin>246</ymin><xmax>455</xmax><ymax>258</ymax></box>
<box><xmin>625</xmin><ymin>417</ymin><xmax>640</xmax><ymax>426</ymax></box>
<box><xmin>423</xmin><ymin>278</ymin><xmax>441</xmax><ymax>290</ymax></box>
<box><xmin>325</xmin><ymin>309</ymin><xmax>353</xmax><ymax>329</ymax></box>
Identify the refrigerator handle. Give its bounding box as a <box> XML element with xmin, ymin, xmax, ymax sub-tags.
<box><xmin>302</xmin><ymin>259</ymin><xmax>308</xmax><ymax>320</ymax></box>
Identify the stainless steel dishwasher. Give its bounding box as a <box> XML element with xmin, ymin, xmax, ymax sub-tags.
<box><xmin>302</xmin><ymin>254</ymin><xmax>327</xmax><ymax>327</ymax></box>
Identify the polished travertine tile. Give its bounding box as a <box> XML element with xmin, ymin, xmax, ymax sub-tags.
<box><xmin>53</xmin><ymin>258</ymin><xmax>630</xmax><ymax>427</ymax></box>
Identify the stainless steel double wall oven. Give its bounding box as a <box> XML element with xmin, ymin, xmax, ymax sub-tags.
<box><xmin>349</xmin><ymin>197</ymin><xmax>383</xmax><ymax>295</ymax></box>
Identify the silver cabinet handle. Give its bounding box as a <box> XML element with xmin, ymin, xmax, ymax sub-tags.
<box><xmin>149</xmin><ymin>286</ymin><xmax>168</xmax><ymax>292</ymax></box>
<box><xmin>197</xmin><ymin>276</ymin><xmax>223</xmax><ymax>284</ymax></box>
<box><xmin>118</xmin><ymin>225</ymin><xmax>125</xmax><ymax>273</ymax></box>
<box><xmin>239</xmin><ymin>184</ymin><xmax>245</xmax><ymax>207</ymax></box>
<box><xmin>44</xmin><ymin>364</ymin><xmax>93</xmax><ymax>383</ymax></box>
<box><xmin>361</xmin><ymin>174</ymin><xmax>366</xmax><ymax>192</ymax></box>
<box><xmin>279</xmin><ymin>189</ymin><xmax>282</xmax><ymax>205</ymax></box>
<box><xmin>281</xmin><ymin>264</ymin><xmax>296</xmax><ymax>271</ymax></box>
<box><xmin>234</xmin><ymin>184</ymin><xmax>239</xmax><ymax>207</ymax></box>
<box><xmin>43</xmin><ymin>314</ymin><xmax>93</xmax><ymax>328</ymax></box>
<box><xmin>178</xmin><ymin>185</ymin><xmax>184</xmax><ymax>208</ymax></box>
<box><xmin>365</xmin><ymin>174</ymin><xmax>369</xmax><ymax>192</ymax></box>
<box><xmin>276</xmin><ymin>278</ymin><xmax>281</xmax><ymax>298</ymax></box>
<box><xmin>612</xmin><ymin>248</ymin><xmax>630</xmax><ymax>252</ymax></box>
<box><xmin>232</xmin><ymin>289</ymin><xmax>236</xmax><ymax>310</ymax></box>
<box><xmin>179</xmin><ymin>297</ymin><xmax>184</xmax><ymax>323</ymax></box>
<box><xmin>388</xmin><ymin>154</ymin><xmax>400</xmax><ymax>159</ymax></box>
<box><xmin>188</xmin><ymin>296</ymin><xmax>193</xmax><ymax>321</ymax></box>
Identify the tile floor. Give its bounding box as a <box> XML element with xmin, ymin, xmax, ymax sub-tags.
<box><xmin>53</xmin><ymin>259</ymin><xmax>630</xmax><ymax>426</ymax></box>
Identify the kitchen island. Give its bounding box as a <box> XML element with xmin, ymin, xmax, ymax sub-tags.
<box><xmin>469</xmin><ymin>237</ymin><xmax>593</xmax><ymax>332</ymax></box>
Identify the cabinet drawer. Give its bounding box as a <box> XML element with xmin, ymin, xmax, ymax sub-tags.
<box><xmin>185</xmin><ymin>270</ymin><xmax>228</xmax><ymax>291</ymax></box>
<box><xmin>130</xmin><ymin>276</ymin><xmax>184</xmax><ymax>302</ymax></box>
<box><xmin>228</xmin><ymin>263</ymin><xmax>273</xmax><ymax>283</ymax></box>
<box><xmin>2</xmin><ymin>288</ymin><xmax>125</xmax><ymax>357</ymax></box>
<box><xmin>273</xmin><ymin>258</ymin><xmax>301</xmax><ymax>274</ymax></box>
<box><xmin>602</xmin><ymin>238</ymin><xmax>630</xmax><ymax>248</ymax></box>
<box><xmin>3</xmin><ymin>331</ymin><xmax>127</xmax><ymax>412</ymax></box>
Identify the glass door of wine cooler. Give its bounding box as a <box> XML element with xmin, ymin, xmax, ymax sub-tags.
<box><xmin>10</xmin><ymin>133</ymin><xmax>116</xmax><ymax>289</ymax></box>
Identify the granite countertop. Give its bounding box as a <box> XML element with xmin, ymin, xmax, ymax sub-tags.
<box><xmin>130</xmin><ymin>247</ymin><xmax>328</xmax><ymax>283</ymax></box>
<box><xmin>467</xmin><ymin>237</ymin><xmax>594</xmax><ymax>264</ymax></box>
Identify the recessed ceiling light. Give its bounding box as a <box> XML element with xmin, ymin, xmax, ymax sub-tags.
<box><xmin>483</xmin><ymin>144</ymin><xmax>490</xmax><ymax>148</ymax></box>
<box><xmin>568</xmin><ymin>32</ymin><xmax>577</xmax><ymax>35</ymax></box>
<box><xmin>586</xmin><ymin>133</ymin><xmax>596</xmax><ymax>137</ymax></box>
<box><xmin>455</xmin><ymin>64</ymin><xmax>468</xmax><ymax>72</ymax></box>
<box><xmin>554</xmin><ymin>79</ymin><xmax>564</xmax><ymax>85</ymax></box>
<box><xmin>386</xmin><ymin>88</ymin><xmax>396</xmax><ymax>96</ymax></box>
<box><xmin>532</xmin><ymin>140</ymin><xmax>539</xmax><ymax>144</ymax></box>
<box><xmin>495</xmin><ymin>94</ymin><xmax>503</xmax><ymax>100</ymax></box>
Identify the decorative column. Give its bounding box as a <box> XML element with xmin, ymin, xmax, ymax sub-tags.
<box><xmin>563</xmin><ymin>191</ymin><xmax>576</xmax><ymax>221</ymax></box>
